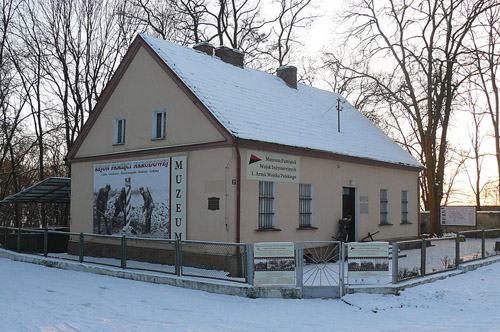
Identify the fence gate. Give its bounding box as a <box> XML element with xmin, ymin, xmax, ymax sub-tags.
<box><xmin>297</xmin><ymin>241</ymin><xmax>344</xmax><ymax>298</ymax></box>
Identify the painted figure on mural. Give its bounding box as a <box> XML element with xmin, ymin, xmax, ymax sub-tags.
<box><xmin>96</xmin><ymin>183</ymin><xmax>111</xmax><ymax>234</ymax></box>
<box><xmin>113</xmin><ymin>187</ymin><xmax>127</xmax><ymax>226</ymax></box>
<box><xmin>139</xmin><ymin>187</ymin><xmax>154</xmax><ymax>233</ymax></box>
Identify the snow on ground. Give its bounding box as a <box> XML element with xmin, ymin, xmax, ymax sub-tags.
<box><xmin>1</xmin><ymin>258</ymin><xmax>500</xmax><ymax>331</ymax></box>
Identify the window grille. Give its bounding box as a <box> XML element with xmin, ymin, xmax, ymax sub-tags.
<box><xmin>380</xmin><ymin>189</ymin><xmax>389</xmax><ymax>224</ymax></box>
<box><xmin>401</xmin><ymin>190</ymin><xmax>409</xmax><ymax>223</ymax></box>
<box><xmin>299</xmin><ymin>184</ymin><xmax>312</xmax><ymax>228</ymax></box>
<box><xmin>258</xmin><ymin>181</ymin><xmax>275</xmax><ymax>229</ymax></box>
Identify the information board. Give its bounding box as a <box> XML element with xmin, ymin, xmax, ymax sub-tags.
<box><xmin>440</xmin><ymin>206</ymin><xmax>477</xmax><ymax>226</ymax></box>
<box><xmin>254</xmin><ymin>242</ymin><xmax>295</xmax><ymax>286</ymax></box>
<box><xmin>347</xmin><ymin>242</ymin><xmax>390</xmax><ymax>285</ymax></box>
<box><xmin>246</xmin><ymin>150</ymin><xmax>300</xmax><ymax>183</ymax></box>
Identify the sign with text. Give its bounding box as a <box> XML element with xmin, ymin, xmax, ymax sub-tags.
<box><xmin>93</xmin><ymin>158</ymin><xmax>171</xmax><ymax>238</ymax></box>
<box><xmin>254</xmin><ymin>242</ymin><xmax>295</xmax><ymax>286</ymax></box>
<box><xmin>246</xmin><ymin>150</ymin><xmax>299</xmax><ymax>183</ymax></box>
<box><xmin>171</xmin><ymin>156</ymin><xmax>187</xmax><ymax>240</ymax></box>
<box><xmin>440</xmin><ymin>206</ymin><xmax>476</xmax><ymax>226</ymax></box>
<box><xmin>347</xmin><ymin>242</ymin><xmax>389</xmax><ymax>285</ymax></box>
<box><xmin>93</xmin><ymin>156</ymin><xmax>187</xmax><ymax>240</ymax></box>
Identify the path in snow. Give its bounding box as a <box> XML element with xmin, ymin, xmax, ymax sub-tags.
<box><xmin>1</xmin><ymin>257</ymin><xmax>499</xmax><ymax>332</ymax></box>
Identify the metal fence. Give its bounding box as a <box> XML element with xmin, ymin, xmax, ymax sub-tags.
<box><xmin>2</xmin><ymin>225</ymin><xmax>499</xmax><ymax>291</ymax></box>
<box><xmin>393</xmin><ymin>228</ymin><xmax>500</xmax><ymax>283</ymax></box>
<box><xmin>0</xmin><ymin>226</ymin><xmax>247</xmax><ymax>283</ymax></box>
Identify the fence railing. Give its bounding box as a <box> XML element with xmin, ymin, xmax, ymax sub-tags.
<box><xmin>393</xmin><ymin>228</ymin><xmax>500</xmax><ymax>283</ymax></box>
<box><xmin>0</xmin><ymin>226</ymin><xmax>247</xmax><ymax>284</ymax></box>
<box><xmin>1</xmin><ymin>226</ymin><xmax>499</xmax><ymax>289</ymax></box>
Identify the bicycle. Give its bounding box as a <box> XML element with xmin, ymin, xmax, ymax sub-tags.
<box><xmin>333</xmin><ymin>216</ymin><xmax>351</xmax><ymax>242</ymax></box>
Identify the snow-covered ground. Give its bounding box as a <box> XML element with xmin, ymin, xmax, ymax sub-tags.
<box><xmin>2</xmin><ymin>257</ymin><xmax>500</xmax><ymax>331</ymax></box>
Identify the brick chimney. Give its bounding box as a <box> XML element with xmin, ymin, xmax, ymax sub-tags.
<box><xmin>215</xmin><ymin>46</ymin><xmax>244</xmax><ymax>68</ymax></box>
<box><xmin>276</xmin><ymin>66</ymin><xmax>297</xmax><ymax>89</ymax></box>
<box><xmin>193</xmin><ymin>42</ymin><xmax>215</xmax><ymax>56</ymax></box>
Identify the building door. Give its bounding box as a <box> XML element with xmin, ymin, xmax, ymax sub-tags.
<box><xmin>342</xmin><ymin>187</ymin><xmax>356</xmax><ymax>242</ymax></box>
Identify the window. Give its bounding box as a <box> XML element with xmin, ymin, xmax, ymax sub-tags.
<box><xmin>299</xmin><ymin>184</ymin><xmax>313</xmax><ymax>228</ymax></box>
<box><xmin>114</xmin><ymin>118</ymin><xmax>126</xmax><ymax>144</ymax></box>
<box><xmin>258</xmin><ymin>181</ymin><xmax>275</xmax><ymax>229</ymax></box>
<box><xmin>401</xmin><ymin>190</ymin><xmax>409</xmax><ymax>223</ymax></box>
<box><xmin>380</xmin><ymin>189</ymin><xmax>389</xmax><ymax>224</ymax></box>
<box><xmin>152</xmin><ymin>109</ymin><xmax>166</xmax><ymax>139</ymax></box>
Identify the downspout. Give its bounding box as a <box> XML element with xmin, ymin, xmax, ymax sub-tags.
<box><xmin>418</xmin><ymin>172</ymin><xmax>421</xmax><ymax>237</ymax></box>
<box><xmin>235</xmin><ymin>144</ymin><xmax>241</xmax><ymax>243</ymax></box>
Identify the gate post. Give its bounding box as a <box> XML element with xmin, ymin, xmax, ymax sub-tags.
<box><xmin>295</xmin><ymin>242</ymin><xmax>303</xmax><ymax>289</ymax></box>
<box><xmin>455</xmin><ymin>233</ymin><xmax>460</xmax><ymax>268</ymax></box>
<box><xmin>392</xmin><ymin>242</ymin><xmax>399</xmax><ymax>284</ymax></box>
<box><xmin>340</xmin><ymin>242</ymin><xmax>346</xmax><ymax>298</ymax></box>
<box><xmin>246</xmin><ymin>244</ymin><xmax>254</xmax><ymax>286</ymax></box>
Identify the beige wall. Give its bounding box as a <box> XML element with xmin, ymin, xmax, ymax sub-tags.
<box><xmin>72</xmin><ymin>146</ymin><xmax>419</xmax><ymax>243</ymax></box>
<box><xmin>75</xmin><ymin>46</ymin><xmax>224</xmax><ymax>159</ymax></box>
<box><xmin>239</xmin><ymin>148</ymin><xmax>419</xmax><ymax>243</ymax></box>
<box><xmin>70</xmin><ymin>147</ymin><xmax>238</xmax><ymax>243</ymax></box>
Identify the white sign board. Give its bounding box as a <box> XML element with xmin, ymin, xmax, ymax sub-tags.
<box><xmin>254</xmin><ymin>242</ymin><xmax>295</xmax><ymax>286</ymax></box>
<box><xmin>440</xmin><ymin>206</ymin><xmax>476</xmax><ymax>226</ymax></box>
<box><xmin>246</xmin><ymin>150</ymin><xmax>299</xmax><ymax>183</ymax></box>
<box><xmin>171</xmin><ymin>156</ymin><xmax>187</xmax><ymax>240</ymax></box>
<box><xmin>347</xmin><ymin>242</ymin><xmax>390</xmax><ymax>285</ymax></box>
<box><xmin>93</xmin><ymin>156</ymin><xmax>187</xmax><ymax>240</ymax></box>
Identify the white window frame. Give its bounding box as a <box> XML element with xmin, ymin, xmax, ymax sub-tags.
<box><xmin>299</xmin><ymin>183</ymin><xmax>313</xmax><ymax>228</ymax></box>
<box><xmin>380</xmin><ymin>189</ymin><xmax>389</xmax><ymax>224</ymax></box>
<box><xmin>152</xmin><ymin>109</ymin><xmax>167</xmax><ymax>140</ymax></box>
<box><xmin>114</xmin><ymin>118</ymin><xmax>126</xmax><ymax>145</ymax></box>
<box><xmin>258</xmin><ymin>181</ymin><xmax>275</xmax><ymax>229</ymax></box>
<box><xmin>401</xmin><ymin>190</ymin><xmax>409</xmax><ymax>223</ymax></box>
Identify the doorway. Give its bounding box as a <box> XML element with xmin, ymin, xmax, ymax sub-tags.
<box><xmin>342</xmin><ymin>187</ymin><xmax>356</xmax><ymax>242</ymax></box>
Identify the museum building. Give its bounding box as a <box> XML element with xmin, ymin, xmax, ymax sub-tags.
<box><xmin>67</xmin><ymin>34</ymin><xmax>423</xmax><ymax>245</ymax></box>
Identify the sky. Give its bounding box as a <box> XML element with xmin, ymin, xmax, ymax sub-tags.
<box><xmin>298</xmin><ymin>0</ymin><xmax>498</xmax><ymax>205</ymax></box>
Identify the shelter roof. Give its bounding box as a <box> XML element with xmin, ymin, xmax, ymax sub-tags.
<box><xmin>0</xmin><ymin>177</ymin><xmax>70</xmax><ymax>203</ymax></box>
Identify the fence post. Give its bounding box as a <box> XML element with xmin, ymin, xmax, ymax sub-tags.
<box><xmin>421</xmin><ymin>239</ymin><xmax>426</xmax><ymax>276</ymax></box>
<box><xmin>295</xmin><ymin>242</ymin><xmax>303</xmax><ymax>290</ymax></box>
<box><xmin>481</xmin><ymin>229</ymin><xmax>486</xmax><ymax>258</ymax></box>
<box><xmin>79</xmin><ymin>233</ymin><xmax>84</xmax><ymax>263</ymax></box>
<box><xmin>4</xmin><ymin>228</ymin><xmax>7</xmax><ymax>249</ymax></box>
<box><xmin>121</xmin><ymin>235</ymin><xmax>127</xmax><ymax>269</ymax></box>
<box><xmin>455</xmin><ymin>233</ymin><xmax>460</xmax><ymax>269</ymax></box>
<box><xmin>17</xmin><ymin>227</ymin><xmax>21</xmax><ymax>253</ymax></box>
<box><xmin>175</xmin><ymin>240</ymin><xmax>182</xmax><ymax>276</ymax></box>
<box><xmin>392</xmin><ymin>242</ymin><xmax>399</xmax><ymax>284</ymax></box>
<box><xmin>43</xmin><ymin>228</ymin><xmax>48</xmax><ymax>257</ymax></box>
<box><xmin>246</xmin><ymin>243</ymin><xmax>254</xmax><ymax>286</ymax></box>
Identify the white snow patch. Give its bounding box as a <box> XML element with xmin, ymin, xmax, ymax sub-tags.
<box><xmin>2</xmin><ymin>257</ymin><xmax>500</xmax><ymax>331</ymax></box>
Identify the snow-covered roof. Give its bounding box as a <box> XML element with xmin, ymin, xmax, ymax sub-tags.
<box><xmin>141</xmin><ymin>34</ymin><xmax>422</xmax><ymax>168</ymax></box>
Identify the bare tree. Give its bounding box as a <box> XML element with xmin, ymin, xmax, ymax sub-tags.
<box><xmin>326</xmin><ymin>0</ymin><xmax>498</xmax><ymax>235</ymax></box>
<box><xmin>470</xmin><ymin>6</ymin><xmax>500</xmax><ymax>200</ymax></box>
<box><xmin>265</xmin><ymin>0</ymin><xmax>316</xmax><ymax>67</ymax></box>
